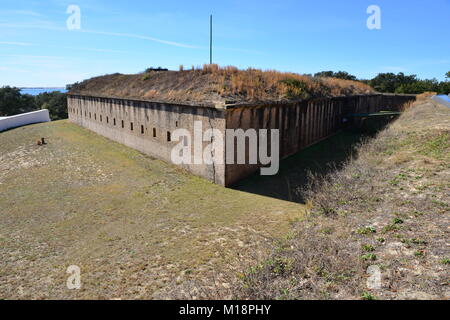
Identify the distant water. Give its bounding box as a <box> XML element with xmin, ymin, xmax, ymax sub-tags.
<box><xmin>20</xmin><ymin>88</ymin><xmax>67</xmax><ymax>95</ymax></box>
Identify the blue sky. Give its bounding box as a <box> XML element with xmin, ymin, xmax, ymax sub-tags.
<box><xmin>1</xmin><ymin>0</ymin><xmax>449</xmax><ymax>87</ymax></box>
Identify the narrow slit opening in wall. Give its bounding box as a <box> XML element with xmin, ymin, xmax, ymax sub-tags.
<box><xmin>95</xmin><ymin>114</ymin><xmax>97</xmax><ymax>120</ymax></box>
<box><xmin>100</xmin><ymin>115</ymin><xmax>102</xmax><ymax>122</ymax></box>
<box><xmin>167</xmin><ymin>131</ymin><xmax>171</xmax><ymax>142</ymax></box>
<box><xmin>175</xmin><ymin>121</ymin><xmax>179</xmax><ymax>127</ymax></box>
<box><xmin>130</xmin><ymin>122</ymin><xmax>134</xmax><ymax>131</ymax></box>
<box><xmin>107</xmin><ymin>117</ymin><xmax>109</xmax><ymax>124</ymax></box>
<box><xmin>153</xmin><ymin>128</ymin><xmax>156</xmax><ymax>137</ymax></box>
<box><xmin>121</xmin><ymin>120</ymin><xmax>124</xmax><ymax>128</ymax></box>
<box><xmin>141</xmin><ymin>125</ymin><xmax>144</xmax><ymax>134</ymax></box>
<box><xmin>113</xmin><ymin>118</ymin><xmax>116</xmax><ymax>126</ymax></box>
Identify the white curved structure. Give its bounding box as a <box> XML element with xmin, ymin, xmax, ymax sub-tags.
<box><xmin>0</xmin><ymin>109</ymin><xmax>51</xmax><ymax>132</ymax></box>
<box><xmin>432</xmin><ymin>95</ymin><xmax>450</xmax><ymax>108</ymax></box>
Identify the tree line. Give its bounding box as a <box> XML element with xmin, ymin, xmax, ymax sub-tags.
<box><xmin>0</xmin><ymin>86</ymin><xmax>67</xmax><ymax>120</ymax></box>
<box><xmin>314</xmin><ymin>71</ymin><xmax>450</xmax><ymax>95</ymax></box>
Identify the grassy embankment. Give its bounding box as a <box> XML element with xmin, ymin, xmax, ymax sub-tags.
<box><xmin>0</xmin><ymin>120</ymin><xmax>304</xmax><ymax>299</ymax></box>
<box><xmin>237</xmin><ymin>97</ymin><xmax>449</xmax><ymax>300</ymax></box>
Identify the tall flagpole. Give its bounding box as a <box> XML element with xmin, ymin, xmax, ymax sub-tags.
<box><xmin>210</xmin><ymin>14</ymin><xmax>213</xmax><ymax>64</ymax></box>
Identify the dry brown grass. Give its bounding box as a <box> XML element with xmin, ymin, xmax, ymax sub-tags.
<box><xmin>70</xmin><ymin>64</ymin><xmax>374</xmax><ymax>106</ymax></box>
<box><xmin>416</xmin><ymin>92</ymin><xmax>437</xmax><ymax>101</ymax></box>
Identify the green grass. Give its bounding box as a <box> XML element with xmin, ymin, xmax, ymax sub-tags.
<box><xmin>361</xmin><ymin>292</ymin><xmax>377</xmax><ymax>300</ymax></box>
<box><xmin>356</xmin><ymin>226</ymin><xmax>377</xmax><ymax>235</ymax></box>
<box><xmin>362</xmin><ymin>244</ymin><xmax>375</xmax><ymax>252</ymax></box>
<box><xmin>0</xmin><ymin>120</ymin><xmax>305</xmax><ymax>299</ymax></box>
<box><xmin>360</xmin><ymin>253</ymin><xmax>377</xmax><ymax>261</ymax></box>
<box><xmin>418</xmin><ymin>132</ymin><xmax>450</xmax><ymax>160</ymax></box>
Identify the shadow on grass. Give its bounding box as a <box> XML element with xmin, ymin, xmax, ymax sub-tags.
<box><xmin>233</xmin><ymin>115</ymin><xmax>396</xmax><ymax>203</ymax></box>
<box><xmin>232</xmin><ymin>130</ymin><xmax>368</xmax><ymax>204</ymax></box>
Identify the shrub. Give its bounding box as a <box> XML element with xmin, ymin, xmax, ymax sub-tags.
<box><xmin>35</xmin><ymin>91</ymin><xmax>68</xmax><ymax>120</ymax></box>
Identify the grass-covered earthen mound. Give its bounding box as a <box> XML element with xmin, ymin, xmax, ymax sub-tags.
<box><xmin>69</xmin><ymin>64</ymin><xmax>375</xmax><ymax>106</ymax></box>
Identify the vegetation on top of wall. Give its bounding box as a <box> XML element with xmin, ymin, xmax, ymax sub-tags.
<box><xmin>0</xmin><ymin>86</ymin><xmax>67</xmax><ymax>120</ymax></box>
<box><xmin>279</xmin><ymin>79</ymin><xmax>312</xmax><ymax>100</ymax></box>
<box><xmin>69</xmin><ymin>65</ymin><xmax>375</xmax><ymax>106</ymax></box>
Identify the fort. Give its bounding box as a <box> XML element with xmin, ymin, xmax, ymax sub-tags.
<box><xmin>67</xmin><ymin>67</ymin><xmax>416</xmax><ymax>186</ymax></box>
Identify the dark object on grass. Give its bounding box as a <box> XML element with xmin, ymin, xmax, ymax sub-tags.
<box><xmin>37</xmin><ymin>137</ymin><xmax>47</xmax><ymax>146</ymax></box>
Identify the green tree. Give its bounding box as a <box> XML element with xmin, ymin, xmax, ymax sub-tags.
<box><xmin>314</xmin><ymin>71</ymin><xmax>357</xmax><ymax>81</ymax></box>
<box><xmin>35</xmin><ymin>91</ymin><xmax>68</xmax><ymax>120</ymax></box>
<box><xmin>333</xmin><ymin>71</ymin><xmax>357</xmax><ymax>81</ymax></box>
<box><xmin>395</xmin><ymin>79</ymin><xmax>439</xmax><ymax>94</ymax></box>
<box><xmin>438</xmin><ymin>81</ymin><xmax>450</xmax><ymax>94</ymax></box>
<box><xmin>446</xmin><ymin>71</ymin><xmax>450</xmax><ymax>80</ymax></box>
<box><xmin>314</xmin><ymin>71</ymin><xmax>334</xmax><ymax>78</ymax></box>
<box><xmin>369</xmin><ymin>72</ymin><xmax>418</xmax><ymax>93</ymax></box>
<box><xmin>0</xmin><ymin>86</ymin><xmax>36</xmax><ymax>116</ymax></box>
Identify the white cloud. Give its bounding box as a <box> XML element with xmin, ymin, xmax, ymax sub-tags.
<box><xmin>0</xmin><ymin>40</ymin><xmax>129</xmax><ymax>53</ymax></box>
<box><xmin>76</xmin><ymin>29</ymin><xmax>198</xmax><ymax>49</ymax></box>
<box><xmin>0</xmin><ymin>54</ymin><xmax>65</xmax><ymax>59</ymax></box>
<box><xmin>0</xmin><ymin>41</ymin><xmax>34</xmax><ymax>46</ymax></box>
<box><xmin>0</xmin><ymin>10</ymin><xmax>43</xmax><ymax>17</ymax></box>
<box><xmin>0</xmin><ymin>66</ymin><xmax>27</xmax><ymax>73</ymax></box>
<box><xmin>0</xmin><ymin>23</ymin><xmax>198</xmax><ymax>48</ymax></box>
